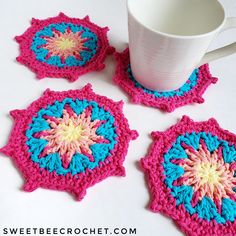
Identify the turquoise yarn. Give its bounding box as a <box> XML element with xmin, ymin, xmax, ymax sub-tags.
<box><xmin>163</xmin><ymin>132</ymin><xmax>236</xmax><ymax>224</ymax></box>
<box><xmin>31</xmin><ymin>23</ymin><xmax>98</xmax><ymax>67</ymax></box>
<box><xmin>26</xmin><ymin>99</ymin><xmax>117</xmax><ymax>176</ymax></box>
<box><xmin>127</xmin><ymin>65</ymin><xmax>199</xmax><ymax>98</ymax></box>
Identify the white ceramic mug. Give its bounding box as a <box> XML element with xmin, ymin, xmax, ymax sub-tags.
<box><xmin>127</xmin><ymin>0</ymin><xmax>236</xmax><ymax>91</ymax></box>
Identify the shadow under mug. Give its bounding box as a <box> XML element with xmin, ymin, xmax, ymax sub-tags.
<box><xmin>127</xmin><ymin>0</ymin><xmax>236</xmax><ymax>91</ymax></box>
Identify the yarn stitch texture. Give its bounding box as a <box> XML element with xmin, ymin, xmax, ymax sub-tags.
<box><xmin>113</xmin><ymin>48</ymin><xmax>218</xmax><ymax>112</ymax></box>
<box><xmin>141</xmin><ymin>116</ymin><xmax>236</xmax><ymax>236</ymax></box>
<box><xmin>0</xmin><ymin>84</ymin><xmax>138</xmax><ymax>200</ymax></box>
<box><xmin>15</xmin><ymin>13</ymin><xmax>114</xmax><ymax>81</ymax></box>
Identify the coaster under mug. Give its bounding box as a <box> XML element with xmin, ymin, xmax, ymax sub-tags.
<box><xmin>113</xmin><ymin>48</ymin><xmax>218</xmax><ymax>112</ymax></box>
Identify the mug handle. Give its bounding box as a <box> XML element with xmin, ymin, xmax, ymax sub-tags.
<box><xmin>197</xmin><ymin>17</ymin><xmax>236</xmax><ymax>67</ymax></box>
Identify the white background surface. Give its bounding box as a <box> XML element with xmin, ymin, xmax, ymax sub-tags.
<box><xmin>0</xmin><ymin>0</ymin><xmax>236</xmax><ymax>235</ymax></box>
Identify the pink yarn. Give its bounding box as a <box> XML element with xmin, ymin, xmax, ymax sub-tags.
<box><xmin>15</xmin><ymin>12</ymin><xmax>114</xmax><ymax>81</ymax></box>
<box><xmin>140</xmin><ymin>116</ymin><xmax>236</xmax><ymax>236</ymax></box>
<box><xmin>113</xmin><ymin>48</ymin><xmax>218</xmax><ymax>112</ymax></box>
<box><xmin>0</xmin><ymin>84</ymin><xmax>138</xmax><ymax>201</ymax></box>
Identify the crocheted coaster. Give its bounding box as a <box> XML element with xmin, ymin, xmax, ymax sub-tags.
<box><xmin>15</xmin><ymin>13</ymin><xmax>114</xmax><ymax>81</ymax></box>
<box><xmin>0</xmin><ymin>84</ymin><xmax>138</xmax><ymax>200</ymax></box>
<box><xmin>141</xmin><ymin>116</ymin><xmax>236</xmax><ymax>236</ymax></box>
<box><xmin>113</xmin><ymin>49</ymin><xmax>218</xmax><ymax>112</ymax></box>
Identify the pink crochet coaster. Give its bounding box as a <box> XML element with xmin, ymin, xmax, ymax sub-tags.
<box><xmin>141</xmin><ymin>116</ymin><xmax>236</xmax><ymax>236</ymax></box>
<box><xmin>0</xmin><ymin>84</ymin><xmax>138</xmax><ymax>201</ymax></box>
<box><xmin>113</xmin><ymin>49</ymin><xmax>218</xmax><ymax>112</ymax></box>
<box><xmin>15</xmin><ymin>13</ymin><xmax>114</xmax><ymax>81</ymax></box>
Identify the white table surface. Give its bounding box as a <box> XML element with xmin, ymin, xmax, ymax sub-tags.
<box><xmin>0</xmin><ymin>0</ymin><xmax>235</xmax><ymax>235</ymax></box>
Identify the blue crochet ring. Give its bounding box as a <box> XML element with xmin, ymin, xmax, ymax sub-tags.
<box><xmin>127</xmin><ymin>65</ymin><xmax>199</xmax><ymax>98</ymax></box>
<box><xmin>163</xmin><ymin>132</ymin><xmax>236</xmax><ymax>224</ymax></box>
<box><xmin>31</xmin><ymin>23</ymin><xmax>98</xmax><ymax>67</ymax></box>
<box><xmin>26</xmin><ymin>98</ymin><xmax>117</xmax><ymax>176</ymax></box>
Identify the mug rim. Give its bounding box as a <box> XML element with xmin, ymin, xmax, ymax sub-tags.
<box><xmin>127</xmin><ymin>0</ymin><xmax>226</xmax><ymax>39</ymax></box>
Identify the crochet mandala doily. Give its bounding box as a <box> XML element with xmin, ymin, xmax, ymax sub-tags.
<box><xmin>113</xmin><ymin>48</ymin><xmax>218</xmax><ymax>112</ymax></box>
<box><xmin>0</xmin><ymin>84</ymin><xmax>138</xmax><ymax>200</ymax></box>
<box><xmin>15</xmin><ymin>13</ymin><xmax>114</xmax><ymax>81</ymax></box>
<box><xmin>141</xmin><ymin>116</ymin><xmax>236</xmax><ymax>236</ymax></box>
